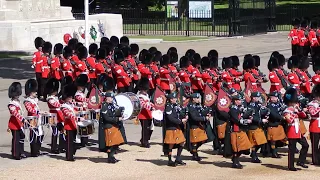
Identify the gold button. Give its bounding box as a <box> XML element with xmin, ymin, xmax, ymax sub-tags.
<box><xmin>238</xmin><ymin>136</ymin><xmax>240</xmax><ymax>139</ymax></box>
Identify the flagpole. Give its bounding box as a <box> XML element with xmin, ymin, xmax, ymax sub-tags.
<box><xmin>84</xmin><ymin>0</ymin><xmax>89</xmax><ymax>48</ymax></box>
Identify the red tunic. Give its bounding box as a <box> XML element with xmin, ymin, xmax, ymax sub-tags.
<box><xmin>190</xmin><ymin>68</ymin><xmax>203</xmax><ymax>90</ymax></box>
<box><xmin>139</xmin><ymin>65</ymin><xmax>155</xmax><ymax>89</ymax></box>
<box><xmin>113</xmin><ymin>64</ymin><xmax>131</xmax><ymax>88</ymax></box>
<box><xmin>95</xmin><ymin>62</ymin><xmax>106</xmax><ymax>76</ymax></box>
<box><xmin>61</xmin><ymin>58</ymin><xmax>74</xmax><ymax>80</ymax></box>
<box><xmin>75</xmin><ymin>61</ymin><xmax>88</xmax><ymax>77</ymax></box>
<box><xmin>312</xmin><ymin>74</ymin><xmax>320</xmax><ymax>85</ymax></box>
<box><xmin>150</xmin><ymin>63</ymin><xmax>160</xmax><ymax>86</ymax></box>
<box><xmin>41</xmin><ymin>56</ymin><xmax>51</xmax><ymax>78</ymax></box>
<box><xmin>51</xmin><ymin>56</ymin><xmax>63</xmax><ymax>80</ymax></box>
<box><xmin>23</xmin><ymin>98</ymin><xmax>39</xmax><ymax>116</ymax></box>
<box><xmin>308</xmin><ymin>29</ymin><xmax>319</xmax><ymax>47</ymax></box>
<box><xmin>287</xmin><ymin>72</ymin><xmax>301</xmax><ymax>90</ymax></box>
<box><xmin>74</xmin><ymin>91</ymin><xmax>88</xmax><ymax>111</ymax></box>
<box><xmin>179</xmin><ymin>69</ymin><xmax>191</xmax><ymax>84</ymax></box>
<box><xmin>210</xmin><ymin>69</ymin><xmax>221</xmax><ymax>91</ymax></box>
<box><xmin>87</xmin><ymin>57</ymin><xmax>97</xmax><ymax>79</ymax></box>
<box><xmin>288</xmin><ymin>28</ymin><xmax>299</xmax><ymax>45</ymax></box>
<box><xmin>307</xmin><ymin>100</ymin><xmax>320</xmax><ymax>133</ymax></box>
<box><xmin>229</xmin><ymin>68</ymin><xmax>243</xmax><ymax>91</ymax></box>
<box><xmin>298</xmin><ymin>28</ymin><xmax>309</xmax><ymax>46</ymax></box>
<box><xmin>299</xmin><ymin>70</ymin><xmax>311</xmax><ymax>94</ymax></box>
<box><xmin>137</xmin><ymin>92</ymin><xmax>153</xmax><ymax>120</ymax></box>
<box><xmin>221</xmin><ymin>70</ymin><xmax>233</xmax><ymax>89</ymax></box>
<box><xmin>61</xmin><ymin>103</ymin><xmax>77</xmax><ymax>130</ymax></box>
<box><xmin>47</xmin><ymin>95</ymin><xmax>64</xmax><ymax>123</ymax></box>
<box><xmin>269</xmin><ymin>71</ymin><xmax>282</xmax><ymax>93</ymax></box>
<box><xmin>8</xmin><ymin>100</ymin><xmax>24</xmax><ymax>130</ymax></box>
<box><xmin>283</xmin><ymin>106</ymin><xmax>307</xmax><ymax>139</ymax></box>
<box><xmin>243</xmin><ymin>71</ymin><xmax>258</xmax><ymax>92</ymax></box>
<box><xmin>32</xmin><ymin>51</ymin><xmax>43</xmax><ymax>73</ymax></box>
<box><xmin>159</xmin><ymin>67</ymin><xmax>171</xmax><ymax>91</ymax></box>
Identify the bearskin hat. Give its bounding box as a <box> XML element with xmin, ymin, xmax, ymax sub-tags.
<box><xmin>75</xmin><ymin>43</ymin><xmax>84</xmax><ymax>53</ymax></box>
<box><xmin>8</xmin><ymin>82</ymin><xmax>22</xmax><ymax>98</ymax></box>
<box><xmin>180</xmin><ymin>56</ymin><xmax>189</xmax><ymax>68</ymax></box>
<box><xmin>103</xmin><ymin>76</ymin><xmax>115</xmax><ymax>91</ymax></box>
<box><xmin>121</xmin><ymin>45</ymin><xmax>131</xmax><ymax>58</ymax></box>
<box><xmin>192</xmin><ymin>53</ymin><xmax>201</xmax><ymax>66</ymax></box>
<box><xmin>270</xmin><ymin>51</ymin><xmax>280</xmax><ymax>59</ymax></box>
<box><xmin>299</xmin><ymin>56</ymin><xmax>309</xmax><ymax>69</ymax></box>
<box><xmin>144</xmin><ymin>52</ymin><xmax>153</xmax><ymax>65</ymax></box>
<box><xmin>292</xmin><ymin>18</ymin><xmax>300</xmax><ymax>27</ymax></box>
<box><xmin>169</xmin><ymin>52</ymin><xmax>178</xmax><ymax>64</ymax></box>
<box><xmin>130</xmin><ymin>43</ymin><xmax>139</xmax><ymax>55</ymax></box>
<box><xmin>231</xmin><ymin>56</ymin><xmax>240</xmax><ymax>67</ymax></box>
<box><xmin>267</xmin><ymin>57</ymin><xmax>279</xmax><ymax>71</ymax></box>
<box><xmin>62</xmin><ymin>84</ymin><xmax>77</xmax><ymax>100</ymax></box>
<box><xmin>137</xmin><ymin>77</ymin><xmax>150</xmax><ymax>91</ymax></box>
<box><xmin>277</xmin><ymin>54</ymin><xmax>286</xmax><ymax>66</ymax></box>
<box><xmin>244</xmin><ymin>54</ymin><xmax>253</xmax><ymax>60</ymax></box>
<box><xmin>301</xmin><ymin>20</ymin><xmax>308</xmax><ymax>28</ymax></box>
<box><xmin>210</xmin><ymin>57</ymin><xmax>218</xmax><ymax>68</ymax></box>
<box><xmin>201</xmin><ymin>57</ymin><xmax>210</xmax><ymax>69</ymax></box>
<box><xmin>311</xmin><ymin>21</ymin><xmax>318</xmax><ymax>29</ymax></box>
<box><xmin>283</xmin><ymin>87</ymin><xmax>298</xmax><ymax>105</ymax></box>
<box><xmin>89</xmin><ymin>43</ymin><xmax>98</xmax><ymax>55</ymax></box>
<box><xmin>101</xmin><ymin>37</ymin><xmax>109</xmax><ymax>43</ymax></box>
<box><xmin>110</xmin><ymin>36</ymin><xmax>119</xmax><ymax>47</ymax></box>
<box><xmin>34</xmin><ymin>37</ymin><xmax>45</xmax><ymax>49</ymax></box>
<box><xmin>222</xmin><ymin>57</ymin><xmax>232</xmax><ymax>69</ymax></box>
<box><xmin>208</xmin><ymin>49</ymin><xmax>218</xmax><ymax>59</ymax></box>
<box><xmin>160</xmin><ymin>54</ymin><xmax>170</xmax><ymax>67</ymax></box>
<box><xmin>167</xmin><ymin>47</ymin><xmax>177</xmax><ymax>54</ymax></box>
<box><xmin>312</xmin><ymin>84</ymin><xmax>320</xmax><ymax>98</ymax></box>
<box><xmin>67</xmin><ymin>38</ymin><xmax>78</xmax><ymax>51</ymax></box>
<box><xmin>313</xmin><ymin>56</ymin><xmax>320</xmax><ymax>72</ymax></box>
<box><xmin>139</xmin><ymin>49</ymin><xmax>148</xmax><ymax>64</ymax></box>
<box><xmin>42</xmin><ymin>42</ymin><xmax>52</xmax><ymax>54</ymax></box>
<box><xmin>45</xmin><ymin>78</ymin><xmax>60</xmax><ymax>95</ymax></box>
<box><xmin>63</xmin><ymin>46</ymin><xmax>73</xmax><ymax>59</ymax></box>
<box><xmin>153</xmin><ymin>51</ymin><xmax>162</xmax><ymax>63</ymax></box>
<box><xmin>120</xmin><ymin>36</ymin><xmax>130</xmax><ymax>46</ymax></box>
<box><xmin>253</xmin><ymin>55</ymin><xmax>260</xmax><ymax>67</ymax></box>
<box><xmin>185</xmin><ymin>49</ymin><xmax>196</xmax><ymax>59</ymax></box>
<box><xmin>96</xmin><ymin>48</ymin><xmax>106</xmax><ymax>60</ymax></box>
<box><xmin>53</xmin><ymin>43</ymin><xmax>63</xmax><ymax>55</ymax></box>
<box><xmin>25</xmin><ymin>79</ymin><xmax>38</xmax><ymax>96</ymax></box>
<box><xmin>97</xmin><ymin>74</ymin><xmax>108</xmax><ymax>86</ymax></box>
<box><xmin>75</xmin><ymin>74</ymin><xmax>88</xmax><ymax>87</ymax></box>
<box><xmin>244</xmin><ymin>57</ymin><xmax>255</xmax><ymax>69</ymax></box>
<box><xmin>77</xmin><ymin>46</ymin><xmax>88</xmax><ymax>60</ymax></box>
<box><xmin>114</xmin><ymin>49</ymin><xmax>125</xmax><ymax>64</ymax></box>
<box><xmin>61</xmin><ymin>76</ymin><xmax>73</xmax><ymax>87</ymax></box>
<box><xmin>148</xmin><ymin>47</ymin><xmax>158</xmax><ymax>55</ymax></box>
<box><xmin>288</xmin><ymin>56</ymin><xmax>299</xmax><ymax>69</ymax></box>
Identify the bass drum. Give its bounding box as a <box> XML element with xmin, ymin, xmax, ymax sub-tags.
<box><xmin>115</xmin><ymin>92</ymin><xmax>141</xmax><ymax>120</ymax></box>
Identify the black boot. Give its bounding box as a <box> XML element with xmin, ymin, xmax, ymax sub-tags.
<box><xmin>167</xmin><ymin>155</ymin><xmax>176</xmax><ymax>167</ymax></box>
<box><xmin>232</xmin><ymin>156</ymin><xmax>243</xmax><ymax>169</ymax></box>
<box><xmin>251</xmin><ymin>151</ymin><xmax>261</xmax><ymax>163</ymax></box>
<box><xmin>107</xmin><ymin>148</ymin><xmax>118</xmax><ymax>164</ymax></box>
<box><xmin>192</xmin><ymin>152</ymin><xmax>201</xmax><ymax>161</ymax></box>
<box><xmin>296</xmin><ymin>162</ymin><xmax>308</xmax><ymax>168</ymax></box>
<box><xmin>271</xmin><ymin>149</ymin><xmax>280</xmax><ymax>158</ymax></box>
<box><xmin>175</xmin><ymin>146</ymin><xmax>186</xmax><ymax>166</ymax></box>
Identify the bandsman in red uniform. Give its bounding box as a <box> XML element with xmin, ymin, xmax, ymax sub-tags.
<box><xmin>40</xmin><ymin>42</ymin><xmax>52</xmax><ymax>100</ymax></box>
<box><xmin>51</xmin><ymin>43</ymin><xmax>64</xmax><ymax>82</ymax></box>
<box><xmin>221</xmin><ymin>57</ymin><xmax>235</xmax><ymax>89</ymax></box>
<box><xmin>45</xmin><ymin>78</ymin><xmax>65</xmax><ymax>154</ymax></box>
<box><xmin>151</xmin><ymin>51</ymin><xmax>161</xmax><ymax>87</ymax></box>
<box><xmin>298</xmin><ymin>20</ymin><xmax>310</xmax><ymax>57</ymax></box>
<box><xmin>268</xmin><ymin>57</ymin><xmax>284</xmax><ymax>93</ymax></box>
<box><xmin>120</xmin><ymin>36</ymin><xmax>130</xmax><ymax>46</ymax></box>
<box><xmin>312</xmin><ymin>57</ymin><xmax>320</xmax><ymax>85</ymax></box>
<box><xmin>95</xmin><ymin>48</ymin><xmax>107</xmax><ymax>78</ymax></box>
<box><xmin>61</xmin><ymin>46</ymin><xmax>74</xmax><ymax>80</ymax></box>
<box><xmin>178</xmin><ymin>56</ymin><xmax>192</xmax><ymax>95</ymax></box>
<box><xmin>298</xmin><ymin>57</ymin><xmax>312</xmax><ymax>98</ymax></box>
<box><xmin>113</xmin><ymin>49</ymin><xmax>131</xmax><ymax>93</ymax></box>
<box><xmin>190</xmin><ymin>53</ymin><xmax>204</xmax><ymax>94</ymax></box>
<box><xmin>253</xmin><ymin>55</ymin><xmax>268</xmax><ymax>89</ymax></box>
<box><xmin>243</xmin><ymin>57</ymin><xmax>259</xmax><ymax>92</ymax></box>
<box><xmin>129</xmin><ymin>43</ymin><xmax>139</xmax><ymax>64</ymax></box>
<box><xmin>159</xmin><ymin>55</ymin><xmax>172</xmax><ymax>94</ymax></box>
<box><xmin>129</xmin><ymin>44</ymin><xmax>141</xmax><ymax>87</ymax></box>
<box><xmin>185</xmin><ymin>49</ymin><xmax>196</xmax><ymax>74</ymax></box>
<box><xmin>287</xmin><ymin>56</ymin><xmax>301</xmax><ymax>91</ymax></box>
<box><xmin>60</xmin><ymin>84</ymin><xmax>78</xmax><ymax>161</ymax></box>
<box><xmin>201</xmin><ymin>57</ymin><xmax>213</xmax><ymax>89</ymax></box>
<box><xmin>8</xmin><ymin>82</ymin><xmax>26</xmax><ymax>160</ymax></box>
<box><xmin>24</xmin><ymin>79</ymin><xmax>42</xmax><ymax>157</ymax></box>
<box><xmin>137</xmin><ymin>77</ymin><xmax>154</xmax><ymax>148</ymax></box>
<box><xmin>307</xmin><ymin>85</ymin><xmax>320</xmax><ymax>165</ymax></box>
<box><xmin>308</xmin><ymin>21</ymin><xmax>319</xmax><ymax>58</ymax></box>
<box><xmin>277</xmin><ymin>53</ymin><xmax>289</xmax><ymax>77</ymax></box>
<box><xmin>209</xmin><ymin>56</ymin><xmax>221</xmax><ymax>91</ymax></box>
<box><xmin>139</xmin><ymin>53</ymin><xmax>156</xmax><ymax>96</ymax></box>
<box><xmin>74</xmin><ymin>46</ymin><xmax>88</xmax><ymax>77</ymax></box>
<box><xmin>230</xmin><ymin>56</ymin><xmax>243</xmax><ymax>91</ymax></box>
<box><xmin>168</xmin><ymin>52</ymin><xmax>181</xmax><ymax>85</ymax></box>
<box><xmin>208</xmin><ymin>49</ymin><xmax>219</xmax><ymax>60</ymax></box>
<box><xmin>288</xmin><ymin>18</ymin><xmax>300</xmax><ymax>56</ymax></box>
<box><xmin>87</xmin><ymin>43</ymin><xmax>98</xmax><ymax>97</ymax></box>
<box><xmin>32</xmin><ymin>37</ymin><xmax>45</xmax><ymax>97</ymax></box>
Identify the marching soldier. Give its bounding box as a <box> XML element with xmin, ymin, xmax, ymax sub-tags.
<box><xmin>243</xmin><ymin>57</ymin><xmax>259</xmax><ymax>92</ymax></box>
<box><xmin>137</xmin><ymin>77</ymin><xmax>154</xmax><ymax>148</ymax></box>
<box><xmin>312</xmin><ymin>56</ymin><xmax>320</xmax><ymax>85</ymax></box>
<box><xmin>308</xmin><ymin>21</ymin><xmax>319</xmax><ymax>58</ymax></box>
<box><xmin>61</xmin><ymin>84</ymin><xmax>78</xmax><ymax>161</ymax></box>
<box><xmin>221</xmin><ymin>57</ymin><xmax>234</xmax><ymax>89</ymax></box>
<box><xmin>298</xmin><ymin>20</ymin><xmax>310</xmax><ymax>57</ymax></box>
<box><xmin>209</xmin><ymin>56</ymin><xmax>221</xmax><ymax>91</ymax></box>
<box><xmin>45</xmin><ymin>78</ymin><xmax>65</xmax><ymax>154</ymax></box>
<box><xmin>61</xmin><ymin>46</ymin><xmax>74</xmax><ymax>80</ymax></box>
<box><xmin>32</xmin><ymin>37</ymin><xmax>45</xmax><ymax>98</ymax></box>
<box><xmin>247</xmin><ymin>92</ymin><xmax>268</xmax><ymax>163</ymax></box>
<box><xmin>24</xmin><ymin>79</ymin><xmax>43</xmax><ymax>157</ymax></box>
<box><xmin>178</xmin><ymin>56</ymin><xmax>192</xmax><ymax>96</ymax></box>
<box><xmin>129</xmin><ymin>43</ymin><xmax>140</xmax><ymax>65</ymax></box>
<box><xmin>283</xmin><ymin>88</ymin><xmax>309</xmax><ymax>171</ymax></box>
<box><xmin>267</xmin><ymin>92</ymin><xmax>287</xmax><ymax>158</ymax></box>
<box><xmin>139</xmin><ymin>52</ymin><xmax>157</xmax><ymax>96</ymax></box>
<box><xmin>298</xmin><ymin>57</ymin><xmax>312</xmax><ymax>99</ymax></box>
<box><xmin>201</xmin><ymin>57</ymin><xmax>214</xmax><ymax>88</ymax></box>
<box><xmin>307</xmin><ymin>84</ymin><xmax>320</xmax><ymax>165</ymax></box>
<box><xmin>8</xmin><ymin>82</ymin><xmax>26</xmax><ymax>160</ymax></box>
<box><xmin>288</xmin><ymin>18</ymin><xmax>300</xmax><ymax>56</ymax></box>
<box><xmin>287</xmin><ymin>56</ymin><xmax>301</xmax><ymax>91</ymax></box>
<box><xmin>229</xmin><ymin>56</ymin><xmax>243</xmax><ymax>91</ymax></box>
<box><xmin>87</xmin><ymin>43</ymin><xmax>98</xmax><ymax>97</ymax></box>
<box><xmin>100</xmin><ymin>92</ymin><xmax>126</xmax><ymax>163</ymax></box>
<box><xmin>159</xmin><ymin>54</ymin><xmax>172</xmax><ymax>94</ymax></box>
<box><xmin>190</xmin><ymin>53</ymin><xmax>204</xmax><ymax>94</ymax></box>
<box><xmin>253</xmin><ymin>55</ymin><xmax>268</xmax><ymax>89</ymax></box>
<box><xmin>268</xmin><ymin>57</ymin><xmax>284</xmax><ymax>93</ymax></box>
<box><xmin>163</xmin><ymin>92</ymin><xmax>187</xmax><ymax>167</ymax></box>
<box><xmin>51</xmin><ymin>43</ymin><xmax>64</xmax><ymax>82</ymax></box>
<box><xmin>75</xmin><ymin>46</ymin><xmax>89</xmax><ymax>77</ymax></box>
<box><xmin>113</xmin><ymin>49</ymin><xmax>131</xmax><ymax>93</ymax></box>
<box><xmin>40</xmin><ymin>42</ymin><xmax>53</xmax><ymax>100</ymax></box>
<box><xmin>229</xmin><ymin>94</ymin><xmax>253</xmax><ymax>169</ymax></box>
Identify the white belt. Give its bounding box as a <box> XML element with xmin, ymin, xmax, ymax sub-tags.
<box><xmin>226</xmin><ymin>82</ymin><xmax>232</xmax><ymax>85</ymax></box>
<box><xmin>160</xmin><ymin>78</ymin><xmax>169</xmax><ymax>81</ymax></box>
<box><xmin>80</xmin><ymin>72</ymin><xmax>88</xmax><ymax>75</ymax></box>
<box><xmin>50</xmin><ymin>108</ymin><xmax>60</xmax><ymax>111</ymax></box>
<box><xmin>288</xmin><ymin>119</ymin><xmax>299</xmax><ymax>133</ymax></box>
<box><xmin>36</xmin><ymin>61</ymin><xmax>43</xmax><ymax>64</ymax></box>
<box><xmin>64</xmin><ymin>71</ymin><xmax>72</xmax><ymax>73</ymax></box>
<box><xmin>271</xmin><ymin>83</ymin><xmax>280</xmax><ymax>85</ymax></box>
<box><xmin>196</xmin><ymin>78</ymin><xmax>202</xmax><ymax>80</ymax></box>
<box><xmin>251</xmin><ymin>83</ymin><xmax>257</xmax><ymax>85</ymax></box>
<box><xmin>293</xmin><ymin>84</ymin><xmax>299</xmax><ymax>87</ymax></box>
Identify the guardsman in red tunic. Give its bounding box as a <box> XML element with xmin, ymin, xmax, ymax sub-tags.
<box><xmin>283</xmin><ymin>88</ymin><xmax>309</xmax><ymax>171</ymax></box>
<box><xmin>298</xmin><ymin>57</ymin><xmax>312</xmax><ymax>98</ymax></box>
<box><xmin>87</xmin><ymin>43</ymin><xmax>98</xmax><ymax>96</ymax></box>
<box><xmin>190</xmin><ymin>53</ymin><xmax>204</xmax><ymax>94</ymax></box>
<box><xmin>312</xmin><ymin>57</ymin><xmax>320</xmax><ymax>85</ymax></box>
<box><xmin>75</xmin><ymin>46</ymin><xmax>89</xmax><ymax>78</ymax></box>
<box><xmin>230</xmin><ymin>56</ymin><xmax>243</xmax><ymax>91</ymax></box>
<box><xmin>298</xmin><ymin>20</ymin><xmax>310</xmax><ymax>57</ymax></box>
<box><xmin>61</xmin><ymin>84</ymin><xmax>78</xmax><ymax>161</ymax></box>
<box><xmin>168</xmin><ymin>52</ymin><xmax>181</xmax><ymax>86</ymax></box>
<box><xmin>178</xmin><ymin>56</ymin><xmax>192</xmax><ymax>95</ymax></box>
<box><xmin>113</xmin><ymin>49</ymin><xmax>131</xmax><ymax>93</ymax></box>
<box><xmin>8</xmin><ymin>82</ymin><xmax>26</xmax><ymax>160</ymax></box>
<box><xmin>24</xmin><ymin>79</ymin><xmax>42</xmax><ymax>157</ymax></box>
<box><xmin>253</xmin><ymin>55</ymin><xmax>268</xmax><ymax>90</ymax></box>
<box><xmin>137</xmin><ymin>77</ymin><xmax>154</xmax><ymax>148</ymax></box>
<box><xmin>40</xmin><ymin>42</ymin><xmax>53</xmax><ymax>100</ymax></box>
<box><xmin>201</xmin><ymin>57</ymin><xmax>213</xmax><ymax>89</ymax></box>
<box><xmin>268</xmin><ymin>57</ymin><xmax>284</xmax><ymax>93</ymax></box>
<box><xmin>95</xmin><ymin>48</ymin><xmax>107</xmax><ymax>77</ymax></box>
<box><xmin>287</xmin><ymin>56</ymin><xmax>301</xmax><ymax>91</ymax></box>
<box><xmin>185</xmin><ymin>49</ymin><xmax>196</xmax><ymax>73</ymax></box>
<box><xmin>221</xmin><ymin>57</ymin><xmax>236</xmax><ymax>90</ymax></box>
<box><xmin>159</xmin><ymin>55</ymin><xmax>172</xmax><ymax>94</ymax></box>
<box><xmin>243</xmin><ymin>57</ymin><xmax>258</xmax><ymax>92</ymax></box>
<box><xmin>61</xmin><ymin>46</ymin><xmax>74</xmax><ymax>80</ymax></box>
<box><xmin>32</xmin><ymin>37</ymin><xmax>45</xmax><ymax>97</ymax></box>
<box><xmin>308</xmin><ymin>21</ymin><xmax>319</xmax><ymax>58</ymax></box>
<box><xmin>130</xmin><ymin>43</ymin><xmax>140</xmax><ymax>65</ymax></box>
<box><xmin>209</xmin><ymin>57</ymin><xmax>221</xmax><ymax>91</ymax></box>
<box><xmin>307</xmin><ymin>85</ymin><xmax>320</xmax><ymax>165</ymax></box>
<box><xmin>45</xmin><ymin>78</ymin><xmax>65</xmax><ymax>154</ymax></box>
<box><xmin>151</xmin><ymin>51</ymin><xmax>161</xmax><ymax>86</ymax></box>
<box><xmin>51</xmin><ymin>43</ymin><xmax>64</xmax><ymax>81</ymax></box>
<box><xmin>276</xmin><ymin>53</ymin><xmax>289</xmax><ymax>77</ymax></box>
<box><xmin>139</xmin><ymin>53</ymin><xmax>156</xmax><ymax>96</ymax></box>
<box><xmin>288</xmin><ymin>18</ymin><xmax>300</xmax><ymax>56</ymax></box>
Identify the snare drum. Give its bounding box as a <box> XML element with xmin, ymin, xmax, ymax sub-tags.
<box><xmin>90</xmin><ymin>109</ymin><xmax>100</xmax><ymax>120</ymax></box>
<box><xmin>152</xmin><ymin>110</ymin><xmax>164</xmax><ymax>127</ymax></box>
<box><xmin>24</xmin><ymin>116</ymin><xmax>38</xmax><ymax>129</ymax></box>
<box><xmin>77</xmin><ymin>120</ymin><xmax>95</xmax><ymax>136</ymax></box>
<box><xmin>76</xmin><ymin>111</ymin><xmax>90</xmax><ymax>121</ymax></box>
<box><xmin>41</xmin><ymin>113</ymin><xmax>57</xmax><ymax>126</ymax></box>
<box><xmin>115</xmin><ymin>92</ymin><xmax>141</xmax><ymax>120</ymax></box>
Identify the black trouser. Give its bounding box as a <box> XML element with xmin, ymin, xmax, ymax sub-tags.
<box><xmin>127</xmin><ymin>82</ymin><xmax>134</xmax><ymax>92</ymax></box>
<box><xmin>140</xmin><ymin>119</ymin><xmax>153</xmax><ymax>145</ymax></box>
<box><xmin>41</xmin><ymin>78</ymin><xmax>48</xmax><ymax>99</ymax></box>
<box><xmin>11</xmin><ymin>130</ymin><xmax>24</xmax><ymax>159</ymax></box>
<box><xmin>57</xmin><ymin>123</ymin><xmax>66</xmax><ymax>151</ymax></box>
<box><xmin>300</xmin><ymin>45</ymin><xmax>310</xmax><ymax>57</ymax></box>
<box><xmin>51</xmin><ymin>126</ymin><xmax>59</xmax><ymax>152</ymax></box>
<box><xmin>87</xmin><ymin>78</ymin><xmax>97</xmax><ymax>98</ymax></box>
<box><xmin>35</xmin><ymin>73</ymin><xmax>42</xmax><ymax>97</ymax></box>
<box><xmin>29</xmin><ymin>128</ymin><xmax>42</xmax><ymax>156</ymax></box>
<box><xmin>118</xmin><ymin>86</ymin><xmax>128</xmax><ymax>93</ymax></box>
<box><xmin>132</xmin><ymin>80</ymin><xmax>139</xmax><ymax>93</ymax></box>
<box><xmin>310</xmin><ymin>132</ymin><xmax>320</xmax><ymax>165</ymax></box>
<box><xmin>292</xmin><ymin>44</ymin><xmax>300</xmax><ymax>56</ymax></box>
<box><xmin>80</xmin><ymin>137</ymin><xmax>89</xmax><ymax>147</ymax></box>
<box><xmin>66</xmin><ymin>130</ymin><xmax>77</xmax><ymax>161</ymax></box>
<box><xmin>288</xmin><ymin>137</ymin><xmax>309</xmax><ymax>168</ymax></box>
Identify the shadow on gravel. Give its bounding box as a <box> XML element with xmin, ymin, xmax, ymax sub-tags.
<box><xmin>48</xmin><ymin>154</ymin><xmax>88</xmax><ymax>161</ymax></box>
<box><xmin>0</xmin><ymin>58</ymin><xmax>34</xmax><ymax>80</ymax></box>
<box><xmin>199</xmin><ymin>160</ymin><xmax>233</xmax><ymax>168</ymax></box>
<box><xmin>0</xmin><ymin>153</ymin><xmax>13</xmax><ymax>159</ymax></box>
<box><xmin>200</xmin><ymin>149</ymin><xmax>219</xmax><ymax>156</ymax></box>
<box><xmin>261</xmin><ymin>163</ymin><xmax>299</xmax><ymax>171</ymax></box>
<box><xmin>88</xmin><ymin>156</ymin><xmax>109</xmax><ymax>163</ymax></box>
<box><xmin>136</xmin><ymin>159</ymin><xmax>168</xmax><ymax>166</ymax></box>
